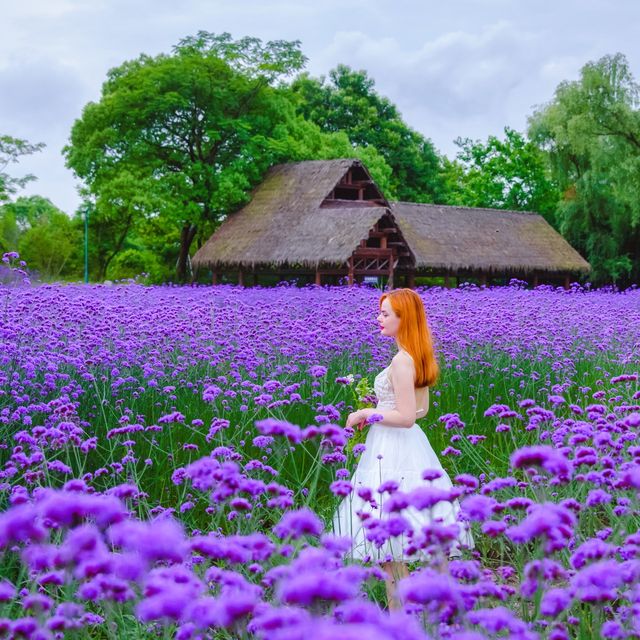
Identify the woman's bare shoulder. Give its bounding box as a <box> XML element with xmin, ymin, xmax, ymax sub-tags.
<box><xmin>393</xmin><ymin>350</ymin><xmax>414</xmax><ymax>365</ymax></box>
<box><xmin>394</xmin><ymin>351</ymin><xmax>429</xmax><ymax>390</ymax></box>
<box><xmin>391</xmin><ymin>351</ymin><xmax>420</xmax><ymax>385</ymax></box>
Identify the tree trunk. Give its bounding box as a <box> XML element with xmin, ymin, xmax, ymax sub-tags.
<box><xmin>101</xmin><ymin>217</ymin><xmax>134</xmax><ymax>281</ymax></box>
<box><xmin>177</xmin><ymin>222</ymin><xmax>197</xmax><ymax>282</ymax></box>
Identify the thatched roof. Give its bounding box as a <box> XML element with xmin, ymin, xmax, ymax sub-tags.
<box><xmin>192</xmin><ymin>159</ymin><xmax>389</xmax><ymax>270</ymax></box>
<box><xmin>192</xmin><ymin>158</ymin><xmax>591</xmax><ymax>276</ymax></box>
<box><xmin>391</xmin><ymin>202</ymin><xmax>591</xmax><ymax>275</ymax></box>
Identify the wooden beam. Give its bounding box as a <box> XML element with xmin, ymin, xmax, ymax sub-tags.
<box><xmin>320</xmin><ymin>199</ymin><xmax>382</xmax><ymax>208</ymax></box>
<box><xmin>353</xmin><ymin>247</ymin><xmax>393</xmax><ymax>257</ymax></box>
<box><xmin>335</xmin><ymin>181</ymin><xmax>374</xmax><ymax>189</ymax></box>
<box><xmin>212</xmin><ymin>271</ymin><xmax>218</xmax><ymax>285</ymax></box>
<box><xmin>369</xmin><ymin>229</ymin><xmax>400</xmax><ymax>238</ymax></box>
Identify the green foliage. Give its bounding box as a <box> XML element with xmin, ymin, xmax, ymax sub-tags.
<box><xmin>0</xmin><ymin>206</ymin><xmax>19</xmax><ymax>253</ymax></box>
<box><xmin>291</xmin><ymin>64</ymin><xmax>446</xmax><ymax>203</ymax></box>
<box><xmin>0</xmin><ymin>135</ymin><xmax>45</xmax><ymax>203</ymax></box>
<box><xmin>443</xmin><ymin>127</ymin><xmax>560</xmax><ymax>220</ymax></box>
<box><xmin>10</xmin><ymin>37</ymin><xmax>637</xmax><ymax>287</ymax></box>
<box><xmin>343</xmin><ymin>375</ymin><xmax>376</xmax><ymax>458</ymax></box>
<box><xmin>173</xmin><ymin>31</ymin><xmax>308</xmax><ymax>81</ymax></box>
<box><xmin>63</xmin><ymin>33</ymin><xmax>396</xmax><ymax>283</ymax></box>
<box><xmin>1</xmin><ymin>196</ymin><xmax>81</xmax><ymax>280</ymax></box>
<box><xmin>528</xmin><ymin>52</ymin><xmax>640</xmax><ymax>285</ymax></box>
<box><xmin>107</xmin><ymin>247</ymin><xmax>168</xmax><ymax>283</ymax></box>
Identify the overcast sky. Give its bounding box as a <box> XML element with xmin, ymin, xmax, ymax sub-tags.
<box><xmin>2</xmin><ymin>0</ymin><xmax>639</xmax><ymax>215</ymax></box>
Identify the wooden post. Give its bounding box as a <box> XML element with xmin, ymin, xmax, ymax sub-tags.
<box><xmin>380</xmin><ymin>236</ymin><xmax>387</xmax><ymax>249</ymax></box>
<box><xmin>212</xmin><ymin>271</ymin><xmax>218</xmax><ymax>285</ymax></box>
<box><xmin>315</xmin><ymin>269</ymin><xmax>321</xmax><ymax>286</ymax></box>
<box><xmin>238</xmin><ymin>270</ymin><xmax>244</xmax><ymax>287</ymax></box>
<box><xmin>407</xmin><ymin>271</ymin><xmax>415</xmax><ymax>289</ymax></box>
<box><xmin>347</xmin><ymin>256</ymin><xmax>354</xmax><ymax>286</ymax></box>
<box><xmin>444</xmin><ymin>275</ymin><xmax>450</xmax><ymax>288</ymax></box>
<box><xmin>479</xmin><ymin>272</ymin><xmax>487</xmax><ymax>287</ymax></box>
<box><xmin>532</xmin><ymin>274</ymin><xmax>539</xmax><ymax>288</ymax></box>
<box><xmin>563</xmin><ymin>274</ymin><xmax>571</xmax><ymax>290</ymax></box>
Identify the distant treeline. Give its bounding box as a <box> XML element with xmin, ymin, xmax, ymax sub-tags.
<box><xmin>1</xmin><ymin>33</ymin><xmax>639</xmax><ymax>286</ymax></box>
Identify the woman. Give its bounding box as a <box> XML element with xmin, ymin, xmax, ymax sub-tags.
<box><xmin>332</xmin><ymin>288</ymin><xmax>474</xmax><ymax>610</ymax></box>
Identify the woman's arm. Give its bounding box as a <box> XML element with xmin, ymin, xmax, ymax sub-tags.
<box><xmin>351</xmin><ymin>354</ymin><xmax>417</xmax><ymax>429</ymax></box>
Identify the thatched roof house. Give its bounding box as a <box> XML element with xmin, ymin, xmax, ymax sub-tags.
<box><xmin>393</xmin><ymin>202</ymin><xmax>590</xmax><ymax>276</ymax></box>
<box><xmin>192</xmin><ymin>158</ymin><xmax>590</xmax><ymax>288</ymax></box>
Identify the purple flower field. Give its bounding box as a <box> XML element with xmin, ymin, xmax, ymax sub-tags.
<box><xmin>1</xmin><ymin>253</ymin><xmax>639</xmax><ymax>639</ymax></box>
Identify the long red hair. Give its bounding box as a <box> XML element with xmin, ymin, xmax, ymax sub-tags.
<box><xmin>379</xmin><ymin>288</ymin><xmax>440</xmax><ymax>388</ymax></box>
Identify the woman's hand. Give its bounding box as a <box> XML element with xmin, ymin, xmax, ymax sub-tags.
<box><xmin>345</xmin><ymin>408</ymin><xmax>373</xmax><ymax>429</ymax></box>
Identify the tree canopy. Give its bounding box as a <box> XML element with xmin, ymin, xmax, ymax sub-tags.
<box><xmin>5</xmin><ymin>33</ymin><xmax>638</xmax><ymax>287</ymax></box>
<box><xmin>443</xmin><ymin>127</ymin><xmax>559</xmax><ymax>220</ymax></box>
<box><xmin>0</xmin><ymin>135</ymin><xmax>45</xmax><ymax>203</ymax></box>
<box><xmin>64</xmin><ymin>33</ymin><xmax>392</xmax><ymax>281</ymax></box>
<box><xmin>0</xmin><ymin>195</ymin><xmax>79</xmax><ymax>279</ymax></box>
<box><xmin>291</xmin><ymin>65</ymin><xmax>447</xmax><ymax>204</ymax></box>
<box><xmin>528</xmin><ymin>52</ymin><xmax>640</xmax><ymax>285</ymax></box>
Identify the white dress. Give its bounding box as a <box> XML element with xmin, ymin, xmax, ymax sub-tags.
<box><xmin>332</xmin><ymin>363</ymin><xmax>475</xmax><ymax>562</ymax></box>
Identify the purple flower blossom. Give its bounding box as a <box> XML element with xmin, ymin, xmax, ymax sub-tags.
<box><xmin>511</xmin><ymin>445</ymin><xmax>573</xmax><ymax>480</ymax></box>
<box><xmin>273</xmin><ymin>508</ymin><xmax>324</xmax><ymax>540</ymax></box>
<box><xmin>276</xmin><ymin>565</ymin><xmax>367</xmax><ymax>607</ymax></box>
<box><xmin>255</xmin><ymin>418</ymin><xmax>303</xmax><ymax>444</ymax></box>
<box><xmin>467</xmin><ymin>606</ymin><xmax>529</xmax><ymax>635</ymax></box>
<box><xmin>108</xmin><ymin>517</ymin><xmax>188</xmax><ymax>563</ymax></box>
<box><xmin>460</xmin><ymin>495</ymin><xmax>498</xmax><ymax>522</ymax></box>
<box><xmin>540</xmin><ymin>587</ymin><xmax>572</xmax><ymax>617</ymax></box>
<box><xmin>0</xmin><ymin>580</ymin><xmax>16</xmax><ymax>602</ymax></box>
<box><xmin>571</xmin><ymin>559</ymin><xmax>625</xmax><ymax>603</ymax></box>
<box><xmin>505</xmin><ymin>502</ymin><xmax>576</xmax><ymax>552</ymax></box>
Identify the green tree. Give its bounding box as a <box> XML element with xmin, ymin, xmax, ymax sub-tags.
<box><xmin>0</xmin><ymin>196</ymin><xmax>81</xmax><ymax>280</ymax></box>
<box><xmin>528</xmin><ymin>52</ymin><xmax>640</xmax><ymax>286</ymax></box>
<box><xmin>443</xmin><ymin>127</ymin><xmax>559</xmax><ymax>219</ymax></box>
<box><xmin>72</xmin><ymin>194</ymin><xmax>139</xmax><ymax>282</ymax></box>
<box><xmin>65</xmin><ymin>33</ymin><xmax>394</xmax><ymax>283</ymax></box>
<box><xmin>64</xmin><ymin>33</ymin><xmax>316</xmax><ymax>281</ymax></box>
<box><xmin>0</xmin><ymin>207</ymin><xmax>19</xmax><ymax>253</ymax></box>
<box><xmin>291</xmin><ymin>65</ymin><xmax>447</xmax><ymax>203</ymax></box>
<box><xmin>0</xmin><ymin>136</ymin><xmax>45</xmax><ymax>202</ymax></box>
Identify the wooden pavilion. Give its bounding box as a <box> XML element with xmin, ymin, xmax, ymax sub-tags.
<box><xmin>191</xmin><ymin>159</ymin><xmax>591</xmax><ymax>288</ymax></box>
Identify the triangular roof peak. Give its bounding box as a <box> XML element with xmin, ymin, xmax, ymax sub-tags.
<box><xmin>320</xmin><ymin>159</ymin><xmax>389</xmax><ymax>208</ymax></box>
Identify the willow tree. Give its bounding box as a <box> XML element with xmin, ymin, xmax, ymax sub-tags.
<box><xmin>528</xmin><ymin>53</ymin><xmax>640</xmax><ymax>286</ymax></box>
